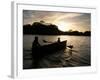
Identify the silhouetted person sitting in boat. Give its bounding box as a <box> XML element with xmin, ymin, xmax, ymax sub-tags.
<box><xmin>57</xmin><ymin>37</ymin><xmax>61</xmax><ymax>43</ymax></box>
<box><xmin>32</xmin><ymin>36</ymin><xmax>41</xmax><ymax>68</ymax></box>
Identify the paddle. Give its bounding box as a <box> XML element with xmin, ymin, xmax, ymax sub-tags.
<box><xmin>43</xmin><ymin>40</ymin><xmax>53</xmax><ymax>43</ymax></box>
<box><xmin>43</xmin><ymin>39</ymin><xmax>78</xmax><ymax>54</ymax></box>
<box><xmin>43</xmin><ymin>40</ymin><xmax>74</xmax><ymax>49</ymax></box>
<box><xmin>68</xmin><ymin>49</ymin><xmax>78</xmax><ymax>53</ymax></box>
<box><xmin>67</xmin><ymin>45</ymin><xmax>74</xmax><ymax>49</ymax></box>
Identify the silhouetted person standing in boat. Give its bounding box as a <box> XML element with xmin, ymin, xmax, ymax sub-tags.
<box><xmin>32</xmin><ymin>36</ymin><xmax>40</xmax><ymax>48</ymax></box>
<box><xmin>32</xmin><ymin>36</ymin><xmax>41</xmax><ymax>68</ymax></box>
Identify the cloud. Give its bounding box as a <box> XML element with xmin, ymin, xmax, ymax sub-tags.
<box><xmin>23</xmin><ymin>10</ymin><xmax>91</xmax><ymax>32</ymax></box>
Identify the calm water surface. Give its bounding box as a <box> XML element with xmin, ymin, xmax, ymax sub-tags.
<box><xmin>23</xmin><ymin>35</ymin><xmax>91</xmax><ymax>69</ymax></box>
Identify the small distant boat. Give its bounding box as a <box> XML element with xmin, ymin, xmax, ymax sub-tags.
<box><xmin>32</xmin><ymin>40</ymin><xmax>67</xmax><ymax>57</ymax></box>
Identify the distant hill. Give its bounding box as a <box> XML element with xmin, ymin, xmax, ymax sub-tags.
<box><xmin>31</xmin><ymin>21</ymin><xmax>61</xmax><ymax>35</ymax></box>
<box><xmin>23</xmin><ymin>21</ymin><xmax>91</xmax><ymax>36</ymax></box>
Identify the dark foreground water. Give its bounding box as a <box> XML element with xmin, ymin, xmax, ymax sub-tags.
<box><xmin>23</xmin><ymin>35</ymin><xmax>91</xmax><ymax>69</ymax></box>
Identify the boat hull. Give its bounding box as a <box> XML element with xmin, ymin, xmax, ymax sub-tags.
<box><xmin>32</xmin><ymin>41</ymin><xmax>67</xmax><ymax>57</ymax></box>
<box><xmin>32</xmin><ymin>40</ymin><xmax>67</xmax><ymax>68</ymax></box>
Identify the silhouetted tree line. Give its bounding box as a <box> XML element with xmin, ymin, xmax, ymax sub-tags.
<box><xmin>23</xmin><ymin>21</ymin><xmax>91</xmax><ymax>36</ymax></box>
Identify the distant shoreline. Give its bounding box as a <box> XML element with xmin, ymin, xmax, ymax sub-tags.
<box><xmin>23</xmin><ymin>34</ymin><xmax>91</xmax><ymax>36</ymax></box>
<box><xmin>23</xmin><ymin>22</ymin><xmax>91</xmax><ymax>36</ymax></box>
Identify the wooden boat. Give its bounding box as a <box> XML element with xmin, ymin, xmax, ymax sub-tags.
<box><xmin>32</xmin><ymin>40</ymin><xmax>67</xmax><ymax>68</ymax></box>
<box><xmin>32</xmin><ymin>40</ymin><xmax>67</xmax><ymax>57</ymax></box>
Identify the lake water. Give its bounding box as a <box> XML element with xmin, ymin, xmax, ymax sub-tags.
<box><xmin>23</xmin><ymin>35</ymin><xmax>91</xmax><ymax>69</ymax></box>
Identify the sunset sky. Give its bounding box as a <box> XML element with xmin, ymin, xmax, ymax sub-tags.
<box><xmin>23</xmin><ymin>10</ymin><xmax>91</xmax><ymax>32</ymax></box>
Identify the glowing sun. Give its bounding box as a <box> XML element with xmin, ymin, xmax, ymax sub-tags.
<box><xmin>56</xmin><ymin>22</ymin><xmax>70</xmax><ymax>32</ymax></box>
